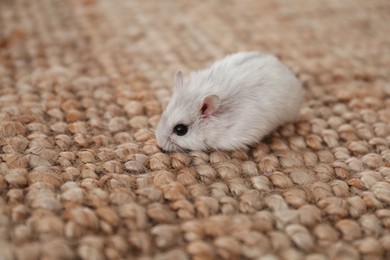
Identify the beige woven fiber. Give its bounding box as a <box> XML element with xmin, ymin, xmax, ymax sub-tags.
<box><xmin>1</xmin><ymin>0</ymin><xmax>390</xmax><ymax>259</ymax></box>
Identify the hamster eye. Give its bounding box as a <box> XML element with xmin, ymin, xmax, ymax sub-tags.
<box><xmin>173</xmin><ymin>124</ymin><xmax>188</xmax><ymax>136</ymax></box>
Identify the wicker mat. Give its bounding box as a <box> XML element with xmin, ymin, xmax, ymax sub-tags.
<box><xmin>1</xmin><ymin>0</ymin><xmax>390</xmax><ymax>259</ymax></box>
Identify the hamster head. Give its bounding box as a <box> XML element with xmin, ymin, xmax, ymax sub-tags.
<box><xmin>156</xmin><ymin>71</ymin><xmax>220</xmax><ymax>152</ymax></box>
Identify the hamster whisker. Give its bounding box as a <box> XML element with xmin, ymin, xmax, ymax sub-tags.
<box><xmin>170</xmin><ymin>140</ymin><xmax>185</xmax><ymax>152</ymax></box>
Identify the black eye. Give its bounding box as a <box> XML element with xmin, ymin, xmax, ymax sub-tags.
<box><xmin>173</xmin><ymin>124</ymin><xmax>188</xmax><ymax>136</ymax></box>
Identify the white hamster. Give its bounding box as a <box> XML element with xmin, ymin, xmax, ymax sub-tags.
<box><xmin>156</xmin><ymin>52</ymin><xmax>304</xmax><ymax>152</ymax></box>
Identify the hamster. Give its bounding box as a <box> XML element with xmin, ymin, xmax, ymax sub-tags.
<box><xmin>156</xmin><ymin>52</ymin><xmax>304</xmax><ymax>152</ymax></box>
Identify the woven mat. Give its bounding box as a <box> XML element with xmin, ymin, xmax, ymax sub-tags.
<box><xmin>1</xmin><ymin>0</ymin><xmax>390</xmax><ymax>259</ymax></box>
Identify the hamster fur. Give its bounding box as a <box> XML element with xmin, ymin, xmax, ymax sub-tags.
<box><xmin>156</xmin><ymin>52</ymin><xmax>304</xmax><ymax>152</ymax></box>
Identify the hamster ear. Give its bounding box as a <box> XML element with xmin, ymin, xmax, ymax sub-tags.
<box><xmin>173</xmin><ymin>70</ymin><xmax>184</xmax><ymax>91</ymax></box>
<box><xmin>201</xmin><ymin>95</ymin><xmax>220</xmax><ymax>117</ymax></box>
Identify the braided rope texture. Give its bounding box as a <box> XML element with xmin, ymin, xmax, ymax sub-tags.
<box><xmin>1</xmin><ymin>0</ymin><xmax>390</xmax><ymax>259</ymax></box>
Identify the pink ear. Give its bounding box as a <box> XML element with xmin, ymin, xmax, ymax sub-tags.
<box><xmin>201</xmin><ymin>95</ymin><xmax>220</xmax><ymax>117</ymax></box>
